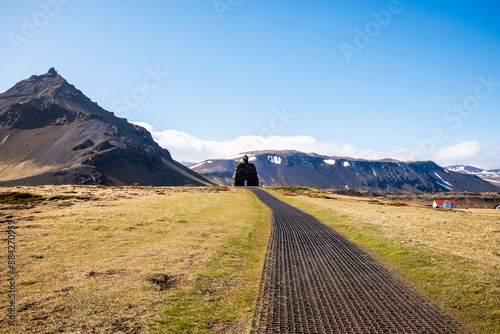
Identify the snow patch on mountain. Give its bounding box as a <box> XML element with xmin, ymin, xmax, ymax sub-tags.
<box><xmin>434</xmin><ymin>172</ymin><xmax>452</xmax><ymax>187</ymax></box>
<box><xmin>269</xmin><ymin>156</ymin><xmax>282</xmax><ymax>164</ymax></box>
<box><xmin>189</xmin><ymin>162</ymin><xmax>205</xmax><ymax>169</ymax></box>
<box><xmin>436</xmin><ymin>181</ymin><xmax>452</xmax><ymax>190</ymax></box>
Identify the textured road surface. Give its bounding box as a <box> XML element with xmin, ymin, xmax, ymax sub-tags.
<box><xmin>250</xmin><ymin>188</ymin><xmax>472</xmax><ymax>334</ymax></box>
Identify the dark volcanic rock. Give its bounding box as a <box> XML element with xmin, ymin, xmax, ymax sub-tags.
<box><xmin>73</xmin><ymin>139</ymin><xmax>95</xmax><ymax>151</ymax></box>
<box><xmin>233</xmin><ymin>155</ymin><xmax>259</xmax><ymax>186</ymax></box>
<box><xmin>0</xmin><ymin>102</ymin><xmax>80</xmax><ymax>129</ymax></box>
<box><xmin>0</xmin><ymin>69</ymin><xmax>216</xmax><ymax>187</ymax></box>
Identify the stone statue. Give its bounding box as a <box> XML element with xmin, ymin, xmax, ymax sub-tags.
<box><xmin>233</xmin><ymin>155</ymin><xmax>259</xmax><ymax>186</ymax></box>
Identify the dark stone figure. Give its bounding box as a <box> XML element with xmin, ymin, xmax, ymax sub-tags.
<box><xmin>233</xmin><ymin>155</ymin><xmax>259</xmax><ymax>186</ymax></box>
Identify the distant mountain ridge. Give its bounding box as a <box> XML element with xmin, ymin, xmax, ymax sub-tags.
<box><xmin>0</xmin><ymin>68</ymin><xmax>215</xmax><ymax>186</ymax></box>
<box><xmin>446</xmin><ymin>165</ymin><xmax>500</xmax><ymax>187</ymax></box>
<box><xmin>190</xmin><ymin>150</ymin><xmax>499</xmax><ymax>192</ymax></box>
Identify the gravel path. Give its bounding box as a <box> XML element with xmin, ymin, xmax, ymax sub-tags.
<box><xmin>250</xmin><ymin>188</ymin><xmax>472</xmax><ymax>334</ymax></box>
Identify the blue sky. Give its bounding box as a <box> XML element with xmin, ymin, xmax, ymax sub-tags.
<box><xmin>1</xmin><ymin>0</ymin><xmax>500</xmax><ymax>167</ymax></box>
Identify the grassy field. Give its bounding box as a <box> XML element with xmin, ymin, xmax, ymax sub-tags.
<box><xmin>0</xmin><ymin>186</ymin><xmax>271</xmax><ymax>333</ymax></box>
<box><xmin>268</xmin><ymin>188</ymin><xmax>500</xmax><ymax>334</ymax></box>
<box><xmin>2</xmin><ymin>185</ymin><xmax>499</xmax><ymax>333</ymax></box>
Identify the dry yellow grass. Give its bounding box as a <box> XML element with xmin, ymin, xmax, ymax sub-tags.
<box><xmin>0</xmin><ymin>186</ymin><xmax>271</xmax><ymax>333</ymax></box>
<box><xmin>269</xmin><ymin>189</ymin><xmax>500</xmax><ymax>334</ymax></box>
<box><xmin>0</xmin><ymin>161</ymin><xmax>60</xmax><ymax>181</ymax></box>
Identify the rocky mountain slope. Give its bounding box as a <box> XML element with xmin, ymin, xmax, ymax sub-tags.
<box><xmin>190</xmin><ymin>150</ymin><xmax>499</xmax><ymax>192</ymax></box>
<box><xmin>0</xmin><ymin>68</ymin><xmax>215</xmax><ymax>186</ymax></box>
<box><xmin>446</xmin><ymin>165</ymin><xmax>500</xmax><ymax>187</ymax></box>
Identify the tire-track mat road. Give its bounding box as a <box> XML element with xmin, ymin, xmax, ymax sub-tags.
<box><xmin>250</xmin><ymin>188</ymin><xmax>472</xmax><ymax>334</ymax></box>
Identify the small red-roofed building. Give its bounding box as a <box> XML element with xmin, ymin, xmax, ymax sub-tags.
<box><xmin>433</xmin><ymin>200</ymin><xmax>458</xmax><ymax>209</ymax></box>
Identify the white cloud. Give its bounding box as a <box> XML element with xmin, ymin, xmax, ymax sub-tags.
<box><xmin>458</xmin><ymin>155</ymin><xmax>500</xmax><ymax>170</ymax></box>
<box><xmin>134</xmin><ymin>122</ymin><xmax>412</xmax><ymax>162</ymax></box>
<box><xmin>133</xmin><ymin>122</ymin><xmax>500</xmax><ymax>169</ymax></box>
<box><xmin>429</xmin><ymin>141</ymin><xmax>500</xmax><ymax>169</ymax></box>
<box><xmin>432</xmin><ymin>141</ymin><xmax>483</xmax><ymax>160</ymax></box>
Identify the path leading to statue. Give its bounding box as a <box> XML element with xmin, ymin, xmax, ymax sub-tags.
<box><xmin>250</xmin><ymin>188</ymin><xmax>471</xmax><ymax>334</ymax></box>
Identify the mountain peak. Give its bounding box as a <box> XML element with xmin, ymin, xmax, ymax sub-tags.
<box><xmin>0</xmin><ymin>69</ymin><xmax>104</xmax><ymax>118</ymax></box>
<box><xmin>2</xmin><ymin>68</ymin><xmax>70</xmax><ymax>101</ymax></box>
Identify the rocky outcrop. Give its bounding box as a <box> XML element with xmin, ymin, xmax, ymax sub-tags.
<box><xmin>233</xmin><ymin>155</ymin><xmax>259</xmax><ymax>186</ymax></box>
<box><xmin>0</xmin><ymin>102</ymin><xmax>81</xmax><ymax>129</ymax></box>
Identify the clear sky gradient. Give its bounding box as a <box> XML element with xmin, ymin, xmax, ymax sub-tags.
<box><xmin>1</xmin><ymin>0</ymin><xmax>499</xmax><ymax>167</ymax></box>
